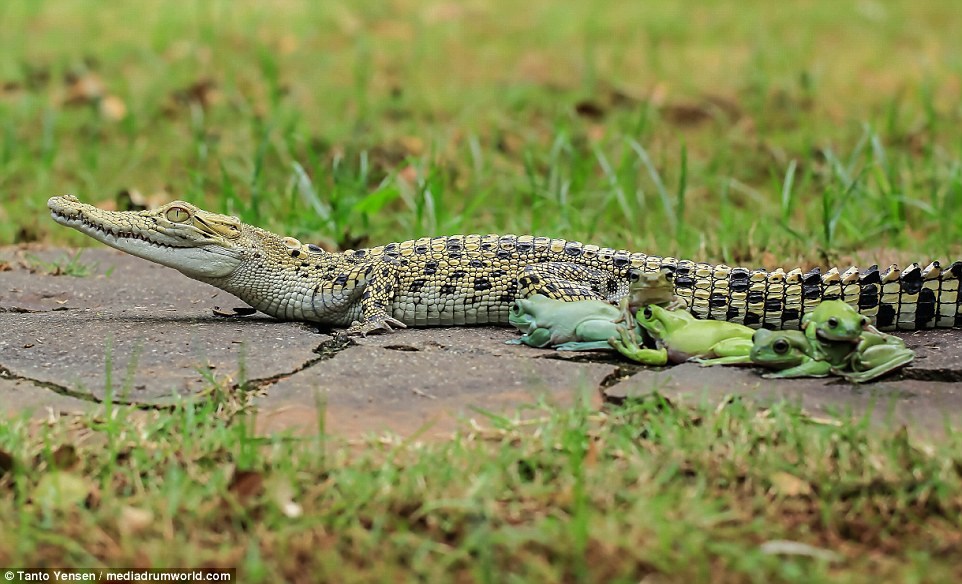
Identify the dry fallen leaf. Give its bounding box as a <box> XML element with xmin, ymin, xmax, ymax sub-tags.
<box><xmin>397</xmin><ymin>136</ymin><xmax>425</xmax><ymax>156</ymax></box>
<box><xmin>397</xmin><ymin>165</ymin><xmax>418</xmax><ymax>185</ymax></box>
<box><xmin>169</xmin><ymin>79</ymin><xmax>220</xmax><ymax>110</ymax></box>
<box><xmin>64</xmin><ymin>72</ymin><xmax>105</xmax><ymax>104</ymax></box>
<box><xmin>116</xmin><ymin>188</ymin><xmax>173</xmax><ymax>211</ymax></box>
<box><xmin>574</xmin><ymin>100</ymin><xmax>605</xmax><ymax>120</ymax></box>
<box><xmin>586</xmin><ymin>124</ymin><xmax>606</xmax><ymax>143</ymax></box>
<box><xmin>769</xmin><ymin>471</ymin><xmax>812</xmax><ymax>497</ymax></box>
<box><xmin>100</xmin><ymin>94</ymin><xmax>127</xmax><ymax>121</ymax></box>
<box><xmin>0</xmin><ymin>449</ymin><xmax>14</xmax><ymax>476</ymax></box>
<box><xmin>118</xmin><ymin>505</ymin><xmax>154</xmax><ymax>535</ymax></box>
<box><xmin>228</xmin><ymin>469</ymin><xmax>265</xmax><ymax>501</ymax></box>
<box><xmin>268</xmin><ymin>476</ymin><xmax>303</xmax><ymax>519</ymax></box>
<box><xmin>277</xmin><ymin>35</ymin><xmax>298</xmax><ymax>55</ymax></box>
<box><xmin>584</xmin><ymin>438</ymin><xmax>599</xmax><ymax>468</ymax></box>
<box><xmin>50</xmin><ymin>444</ymin><xmax>79</xmax><ymax>471</ymax></box>
<box><xmin>34</xmin><ymin>471</ymin><xmax>91</xmax><ymax>510</ymax></box>
<box><xmin>662</xmin><ymin>101</ymin><xmax>714</xmax><ymax>126</ymax></box>
<box><xmin>759</xmin><ymin>540</ymin><xmax>842</xmax><ymax>562</ymax></box>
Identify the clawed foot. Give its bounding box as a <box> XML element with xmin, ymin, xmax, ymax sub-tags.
<box><xmin>346</xmin><ymin>316</ymin><xmax>408</xmax><ymax>336</ymax></box>
<box><xmin>212</xmin><ymin>306</ymin><xmax>258</xmax><ymax>318</ymax></box>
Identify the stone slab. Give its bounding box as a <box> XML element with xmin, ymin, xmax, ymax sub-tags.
<box><xmin>604</xmin><ymin>364</ymin><xmax>962</xmax><ymax>437</ymax></box>
<box><xmin>0</xmin><ymin>310</ymin><xmax>326</xmax><ymax>404</ymax></box>
<box><xmin>0</xmin><ymin>247</ymin><xmax>241</xmax><ymax>313</ymax></box>
<box><xmin>0</xmin><ymin>377</ymin><xmax>97</xmax><ymax>419</ymax></box>
<box><xmin>1</xmin><ymin>248</ymin><xmax>327</xmax><ymax>403</ymax></box>
<box><xmin>255</xmin><ymin>338</ymin><xmax>614</xmax><ymax>438</ymax></box>
<box><xmin>897</xmin><ymin>329</ymin><xmax>962</xmax><ymax>380</ymax></box>
<box><xmin>3</xmin><ymin>245</ymin><xmax>962</xmax><ymax>439</ymax></box>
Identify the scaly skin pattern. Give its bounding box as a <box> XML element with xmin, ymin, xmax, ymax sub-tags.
<box><xmin>48</xmin><ymin>195</ymin><xmax>962</xmax><ymax>333</ymax></box>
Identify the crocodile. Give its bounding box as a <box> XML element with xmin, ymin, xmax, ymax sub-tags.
<box><xmin>48</xmin><ymin>195</ymin><xmax>962</xmax><ymax>335</ymax></box>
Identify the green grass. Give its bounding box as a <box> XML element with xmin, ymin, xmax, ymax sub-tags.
<box><xmin>1</xmin><ymin>394</ymin><xmax>961</xmax><ymax>582</ymax></box>
<box><xmin>20</xmin><ymin>249</ymin><xmax>101</xmax><ymax>276</ymax></box>
<box><xmin>3</xmin><ymin>0</ymin><xmax>962</xmax><ymax>580</ymax></box>
<box><xmin>2</xmin><ymin>0</ymin><xmax>961</xmax><ymax>262</ymax></box>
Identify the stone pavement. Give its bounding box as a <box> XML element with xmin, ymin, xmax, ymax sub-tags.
<box><xmin>2</xmin><ymin>247</ymin><xmax>961</xmax><ymax>438</ymax></box>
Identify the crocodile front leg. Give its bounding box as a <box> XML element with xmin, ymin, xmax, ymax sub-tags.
<box><xmin>345</xmin><ymin>259</ymin><xmax>408</xmax><ymax>336</ymax></box>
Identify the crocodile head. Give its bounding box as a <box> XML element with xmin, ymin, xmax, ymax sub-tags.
<box><xmin>48</xmin><ymin>194</ymin><xmax>249</xmax><ymax>278</ymax></box>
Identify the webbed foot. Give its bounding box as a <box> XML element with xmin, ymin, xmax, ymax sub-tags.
<box><xmin>836</xmin><ymin>352</ymin><xmax>915</xmax><ymax>384</ymax></box>
<box><xmin>693</xmin><ymin>355</ymin><xmax>753</xmax><ymax>367</ymax></box>
<box><xmin>609</xmin><ymin>326</ymin><xmax>668</xmax><ymax>365</ymax></box>
<box><xmin>555</xmin><ymin>340</ymin><xmax>615</xmax><ymax>351</ymax></box>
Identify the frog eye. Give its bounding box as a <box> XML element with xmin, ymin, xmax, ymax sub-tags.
<box><xmin>165</xmin><ymin>206</ymin><xmax>191</xmax><ymax>223</ymax></box>
<box><xmin>511</xmin><ymin>301</ymin><xmax>524</xmax><ymax>316</ymax></box>
<box><xmin>861</xmin><ymin>316</ymin><xmax>869</xmax><ymax>327</ymax></box>
<box><xmin>643</xmin><ymin>306</ymin><xmax>653</xmax><ymax>320</ymax></box>
<box><xmin>628</xmin><ymin>270</ymin><xmax>640</xmax><ymax>283</ymax></box>
<box><xmin>827</xmin><ymin>317</ymin><xmax>839</xmax><ymax>329</ymax></box>
<box><xmin>773</xmin><ymin>339</ymin><xmax>790</xmax><ymax>354</ymax></box>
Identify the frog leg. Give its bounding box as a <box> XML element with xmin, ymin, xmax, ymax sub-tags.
<box><xmin>553</xmin><ymin>316</ymin><xmax>623</xmax><ymax>351</ymax></box>
<box><xmin>510</xmin><ymin>328</ymin><xmax>553</xmax><ymax>348</ymax></box>
<box><xmin>665</xmin><ymin>296</ymin><xmax>689</xmax><ymax>312</ymax></box>
<box><xmin>556</xmin><ymin>340</ymin><xmax>617</xmax><ymax>351</ymax></box>
<box><xmin>693</xmin><ymin>337</ymin><xmax>755</xmax><ymax>366</ymax></box>
<box><xmin>761</xmin><ymin>360</ymin><xmax>833</xmax><ymax>379</ymax></box>
<box><xmin>696</xmin><ymin>355</ymin><xmax>753</xmax><ymax>366</ymax></box>
<box><xmin>617</xmin><ymin>346</ymin><xmax>669</xmax><ymax>366</ymax></box>
<box><xmin>838</xmin><ymin>349</ymin><xmax>915</xmax><ymax>384</ymax></box>
<box><xmin>609</xmin><ymin>325</ymin><xmax>668</xmax><ymax>365</ymax></box>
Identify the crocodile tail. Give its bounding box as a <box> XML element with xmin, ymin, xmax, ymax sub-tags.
<box><xmin>652</xmin><ymin>258</ymin><xmax>961</xmax><ymax>331</ymax></box>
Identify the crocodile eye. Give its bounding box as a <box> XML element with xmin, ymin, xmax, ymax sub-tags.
<box><xmin>773</xmin><ymin>339</ymin><xmax>789</xmax><ymax>354</ymax></box>
<box><xmin>165</xmin><ymin>206</ymin><xmax>190</xmax><ymax>223</ymax></box>
<box><xmin>643</xmin><ymin>307</ymin><xmax>653</xmax><ymax>320</ymax></box>
<box><xmin>827</xmin><ymin>317</ymin><xmax>839</xmax><ymax>329</ymax></box>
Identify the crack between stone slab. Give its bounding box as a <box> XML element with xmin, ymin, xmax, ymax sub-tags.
<box><xmin>381</xmin><ymin>344</ymin><xmax>421</xmax><ymax>352</ymax></box>
<box><xmin>535</xmin><ymin>351</ymin><xmax>632</xmax><ymax>365</ymax></box>
<box><xmin>2</xmin><ymin>335</ymin><xmax>355</xmax><ymax>415</ymax></box>
<box><xmin>537</xmin><ymin>350</ymin><xmax>962</xmax><ymax>385</ymax></box>
<box><xmin>242</xmin><ymin>335</ymin><xmax>355</xmax><ymax>392</ymax></box>
<box><xmin>598</xmin><ymin>364</ymin><xmax>648</xmax><ymax>391</ymax></box>
<box><xmin>0</xmin><ymin>364</ymin><xmax>158</xmax><ymax>408</ymax></box>
<box><xmin>901</xmin><ymin>368</ymin><xmax>962</xmax><ymax>383</ymax></box>
<box><xmin>1</xmin><ymin>306</ymin><xmax>71</xmax><ymax>313</ymax></box>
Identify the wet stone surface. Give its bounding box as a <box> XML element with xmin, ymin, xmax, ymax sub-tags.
<box><xmin>3</xmin><ymin>246</ymin><xmax>962</xmax><ymax>438</ymax></box>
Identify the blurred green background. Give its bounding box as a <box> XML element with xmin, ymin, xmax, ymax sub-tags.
<box><xmin>2</xmin><ymin>0</ymin><xmax>960</xmax><ymax>263</ymax></box>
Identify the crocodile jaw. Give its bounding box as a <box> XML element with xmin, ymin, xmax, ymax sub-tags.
<box><xmin>48</xmin><ymin>195</ymin><xmax>244</xmax><ymax>279</ymax></box>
